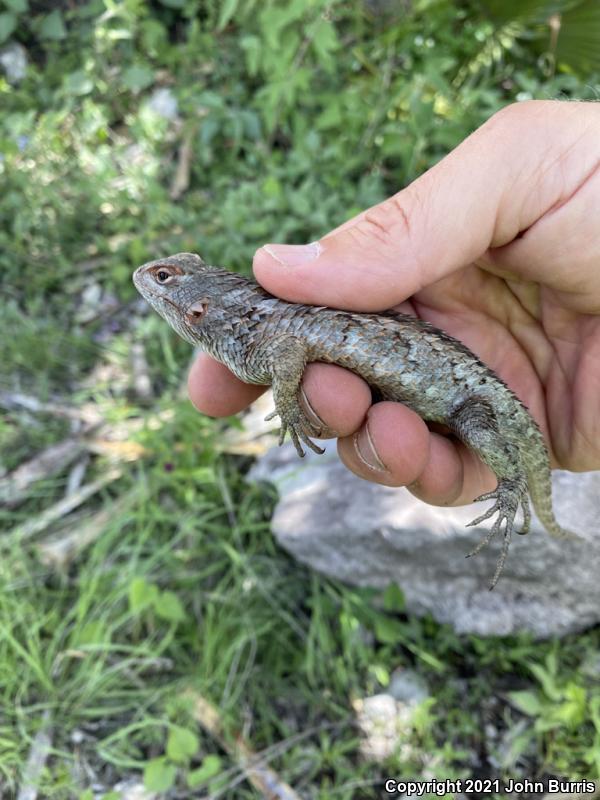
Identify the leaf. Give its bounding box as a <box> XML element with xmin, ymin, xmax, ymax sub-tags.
<box><xmin>374</xmin><ymin>615</ymin><xmax>405</xmax><ymax>644</ymax></box>
<box><xmin>187</xmin><ymin>754</ymin><xmax>222</xmax><ymax>787</ymax></box>
<box><xmin>122</xmin><ymin>64</ymin><xmax>154</xmax><ymax>93</ymax></box>
<box><xmin>155</xmin><ymin>590</ymin><xmax>186</xmax><ymax>623</ymax></box>
<box><xmin>63</xmin><ymin>70</ymin><xmax>93</xmax><ymax>96</ymax></box>
<box><xmin>240</xmin><ymin>35</ymin><xmax>261</xmax><ymax>75</ymax></box>
<box><xmin>311</xmin><ymin>19</ymin><xmax>339</xmax><ymax>69</ymax></box>
<box><xmin>369</xmin><ymin>663</ymin><xmax>390</xmax><ymax>687</ymax></box>
<box><xmin>508</xmin><ymin>690</ymin><xmax>544</xmax><ymax>716</ymax></box>
<box><xmin>262</xmin><ymin>175</ymin><xmax>282</xmax><ymax>197</ymax></box>
<box><xmin>157</xmin><ymin>0</ymin><xmax>186</xmax><ymax>7</ymax></box>
<box><xmin>0</xmin><ymin>12</ymin><xmax>17</xmax><ymax>44</ymax></box>
<box><xmin>191</xmin><ymin>466</ymin><xmax>216</xmax><ymax>483</ymax></box>
<box><xmin>143</xmin><ymin>757</ymin><xmax>177</xmax><ymax>793</ymax></box>
<box><xmin>218</xmin><ymin>0</ymin><xmax>239</xmax><ymax>30</ymax></box>
<box><xmin>529</xmin><ymin>661</ymin><xmax>562</xmax><ymax>702</ymax></box>
<box><xmin>383</xmin><ymin>583</ymin><xmax>405</xmax><ymax>612</ymax></box>
<box><xmin>128</xmin><ymin>577</ymin><xmax>159</xmax><ymax>613</ymax></box>
<box><xmin>166</xmin><ymin>725</ymin><xmax>199</xmax><ymax>763</ymax></box>
<box><xmin>38</xmin><ymin>10</ymin><xmax>66</xmax><ymax>40</ymax></box>
<box><xmin>72</xmin><ymin>621</ymin><xmax>108</xmax><ymax>647</ymax></box>
<box><xmin>557</xmin><ymin>0</ymin><xmax>600</xmax><ymax>73</ymax></box>
<box><xmin>3</xmin><ymin>0</ymin><xmax>27</xmax><ymax>12</ymax></box>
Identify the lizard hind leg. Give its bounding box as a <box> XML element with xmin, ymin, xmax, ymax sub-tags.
<box><xmin>449</xmin><ymin>396</ymin><xmax>529</xmax><ymax>587</ymax></box>
<box><xmin>465</xmin><ymin>477</ymin><xmax>527</xmax><ymax>588</ymax></box>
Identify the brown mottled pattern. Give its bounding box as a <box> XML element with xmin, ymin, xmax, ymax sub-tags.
<box><xmin>133</xmin><ymin>252</ymin><xmax>576</xmax><ymax>588</ymax></box>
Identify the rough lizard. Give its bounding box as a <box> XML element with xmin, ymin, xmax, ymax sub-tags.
<box><xmin>133</xmin><ymin>252</ymin><xmax>574</xmax><ymax>587</ymax></box>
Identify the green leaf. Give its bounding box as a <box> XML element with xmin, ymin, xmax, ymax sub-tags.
<box><xmin>187</xmin><ymin>754</ymin><xmax>222</xmax><ymax>787</ymax></box>
<box><xmin>529</xmin><ymin>661</ymin><xmax>562</xmax><ymax>702</ymax></box>
<box><xmin>508</xmin><ymin>690</ymin><xmax>544</xmax><ymax>716</ymax></box>
<box><xmin>557</xmin><ymin>0</ymin><xmax>600</xmax><ymax>73</ymax></box>
<box><xmin>374</xmin><ymin>615</ymin><xmax>405</xmax><ymax>644</ymax></box>
<box><xmin>191</xmin><ymin>466</ymin><xmax>216</xmax><ymax>482</ymax></box>
<box><xmin>311</xmin><ymin>19</ymin><xmax>339</xmax><ymax>69</ymax></box>
<box><xmin>166</xmin><ymin>725</ymin><xmax>199</xmax><ymax>763</ymax></box>
<box><xmin>383</xmin><ymin>583</ymin><xmax>405</xmax><ymax>612</ymax></box>
<box><xmin>157</xmin><ymin>0</ymin><xmax>185</xmax><ymax>7</ymax></box>
<box><xmin>0</xmin><ymin>12</ymin><xmax>17</xmax><ymax>43</ymax></box>
<box><xmin>128</xmin><ymin>577</ymin><xmax>159</xmax><ymax>613</ymax></box>
<box><xmin>3</xmin><ymin>0</ymin><xmax>27</xmax><ymax>12</ymax></box>
<box><xmin>143</xmin><ymin>757</ymin><xmax>177</xmax><ymax>793</ymax></box>
<box><xmin>155</xmin><ymin>590</ymin><xmax>186</xmax><ymax>623</ymax></box>
<box><xmin>63</xmin><ymin>70</ymin><xmax>93</xmax><ymax>96</ymax></box>
<box><xmin>72</xmin><ymin>621</ymin><xmax>108</xmax><ymax>647</ymax></box>
<box><xmin>369</xmin><ymin>663</ymin><xmax>390</xmax><ymax>687</ymax></box>
<box><xmin>122</xmin><ymin>64</ymin><xmax>154</xmax><ymax>93</ymax></box>
<box><xmin>218</xmin><ymin>0</ymin><xmax>239</xmax><ymax>30</ymax></box>
<box><xmin>38</xmin><ymin>10</ymin><xmax>66</xmax><ymax>40</ymax></box>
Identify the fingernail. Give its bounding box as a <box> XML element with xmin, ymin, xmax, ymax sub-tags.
<box><xmin>263</xmin><ymin>241</ymin><xmax>322</xmax><ymax>267</ymax></box>
<box><xmin>353</xmin><ymin>423</ymin><xmax>388</xmax><ymax>473</ymax></box>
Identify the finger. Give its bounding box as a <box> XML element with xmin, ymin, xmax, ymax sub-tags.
<box><xmin>253</xmin><ymin>100</ymin><xmax>600</xmax><ymax>310</ymax></box>
<box><xmin>187</xmin><ymin>352</ymin><xmax>266</xmax><ymax>416</ymax></box>
<box><xmin>337</xmin><ymin>401</ymin><xmax>497</xmax><ymax>503</ymax></box>
<box><xmin>299</xmin><ymin>363</ymin><xmax>372</xmax><ymax>437</ymax></box>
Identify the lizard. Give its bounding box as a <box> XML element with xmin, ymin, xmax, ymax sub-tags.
<box><xmin>133</xmin><ymin>251</ymin><xmax>575</xmax><ymax>588</ymax></box>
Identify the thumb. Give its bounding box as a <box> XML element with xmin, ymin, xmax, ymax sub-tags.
<box><xmin>252</xmin><ymin>100</ymin><xmax>583</xmax><ymax>310</ymax></box>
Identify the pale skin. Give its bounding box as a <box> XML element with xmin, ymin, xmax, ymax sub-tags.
<box><xmin>188</xmin><ymin>100</ymin><xmax>600</xmax><ymax>508</ymax></box>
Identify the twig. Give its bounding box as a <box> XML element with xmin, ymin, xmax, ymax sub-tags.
<box><xmin>170</xmin><ymin>129</ymin><xmax>194</xmax><ymax>200</ymax></box>
<box><xmin>17</xmin><ymin>710</ymin><xmax>53</xmax><ymax>800</ymax></box>
<box><xmin>186</xmin><ymin>691</ymin><xmax>303</xmax><ymax>800</ymax></box>
<box><xmin>36</xmin><ymin>490</ymin><xmax>135</xmax><ymax>568</ymax></box>
<box><xmin>0</xmin><ymin>391</ymin><xmax>102</xmax><ymax>425</ymax></box>
<box><xmin>65</xmin><ymin>455</ymin><xmax>90</xmax><ymax>497</ymax></box>
<box><xmin>130</xmin><ymin>341</ymin><xmax>153</xmax><ymax>402</ymax></box>
<box><xmin>0</xmin><ymin>437</ymin><xmax>86</xmax><ymax>508</ymax></box>
<box><xmin>4</xmin><ymin>467</ymin><xmax>123</xmax><ymax>545</ymax></box>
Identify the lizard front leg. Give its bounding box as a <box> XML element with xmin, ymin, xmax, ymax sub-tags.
<box><xmin>450</xmin><ymin>397</ymin><xmax>530</xmax><ymax>588</ymax></box>
<box><xmin>253</xmin><ymin>335</ymin><xmax>325</xmax><ymax>457</ymax></box>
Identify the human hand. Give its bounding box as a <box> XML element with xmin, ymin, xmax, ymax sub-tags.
<box><xmin>189</xmin><ymin>100</ymin><xmax>600</xmax><ymax>507</ymax></box>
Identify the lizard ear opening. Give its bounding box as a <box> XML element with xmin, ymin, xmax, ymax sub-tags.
<box><xmin>186</xmin><ymin>299</ymin><xmax>208</xmax><ymax>325</ymax></box>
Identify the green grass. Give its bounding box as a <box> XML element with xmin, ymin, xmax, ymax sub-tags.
<box><xmin>2</xmin><ymin>0</ymin><xmax>600</xmax><ymax>796</ymax></box>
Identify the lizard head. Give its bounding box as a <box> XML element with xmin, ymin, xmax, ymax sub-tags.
<box><xmin>133</xmin><ymin>252</ymin><xmax>218</xmax><ymax>345</ymax></box>
<box><xmin>133</xmin><ymin>252</ymin><xmax>270</xmax><ymax>349</ymax></box>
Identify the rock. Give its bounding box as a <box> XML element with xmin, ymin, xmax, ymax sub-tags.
<box><xmin>0</xmin><ymin>42</ymin><xmax>27</xmax><ymax>83</ymax></box>
<box><xmin>353</xmin><ymin>693</ymin><xmax>420</xmax><ymax>762</ymax></box>
<box><xmin>249</xmin><ymin>441</ymin><xmax>600</xmax><ymax>638</ymax></box>
<box><xmin>388</xmin><ymin>668</ymin><xmax>429</xmax><ymax>704</ymax></box>
<box><xmin>110</xmin><ymin>781</ymin><xmax>156</xmax><ymax>800</ymax></box>
<box><xmin>146</xmin><ymin>87</ymin><xmax>179</xmax><ymax>120</ymax></box>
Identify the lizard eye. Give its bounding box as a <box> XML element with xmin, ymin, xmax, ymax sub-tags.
<box><xmin>156</xmin><ymin>269</ymin><xmax>173</xmax><ymax>284</ymax></box>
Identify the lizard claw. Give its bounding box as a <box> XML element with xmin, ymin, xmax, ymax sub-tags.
<box><xmin>264</xmin><ymin>406</ymin><xmax>325</xmax><ymax>458</ymax></box>
<box><xmin>466</xmin><ymin>478</ymin><xmax>527</xmax><ymax>589</ymax></box>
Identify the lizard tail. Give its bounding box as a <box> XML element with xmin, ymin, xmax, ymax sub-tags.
<box><xmin>521</xmin><ymin>428</ymin><xmax>576</xmax><ymax>540</ymax></box>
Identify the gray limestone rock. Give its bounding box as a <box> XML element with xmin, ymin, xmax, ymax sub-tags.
<box><xmin>0</xmin><ymin>42</ymin><xmax>27</xmax><ymax>84</ymax></box>
<box><xmin>146</xmin><ymin>87</ymin><xmax>179</xmax><ymax>121</ymax></box>
<box><xmin>249</xmin><ymin>441</ymin><xmax>600</xmax><ymax>638</ymax></box>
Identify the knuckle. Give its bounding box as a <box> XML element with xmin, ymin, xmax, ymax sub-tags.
<box><xmin>358</xmin><ymin>192</ymin><xmax>417</xmax><ymax>250</ymax></box>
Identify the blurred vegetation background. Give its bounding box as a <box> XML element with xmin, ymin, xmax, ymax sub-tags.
<box><xmin>1</xmin><ymin>0</ymin><xmax>600</xmax><ymax>797</ymax></box>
